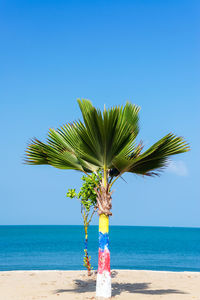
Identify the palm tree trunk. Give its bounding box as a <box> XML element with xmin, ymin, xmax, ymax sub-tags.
<box><xmin>96</xmin><ymin>213</ymin><xmax>111</xmax><ymax>298</ymax></box>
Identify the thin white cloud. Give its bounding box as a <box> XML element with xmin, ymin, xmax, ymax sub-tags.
<box><xmin>167</xmin><ymin>160</ymin><xmax>188</xmax><ymax>177</ymax></box>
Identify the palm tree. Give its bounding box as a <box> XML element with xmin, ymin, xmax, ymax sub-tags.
<box><xmin>25</xmin><ymin>99</ymin><xmax>189</xmax><ymax>299</ymax></box>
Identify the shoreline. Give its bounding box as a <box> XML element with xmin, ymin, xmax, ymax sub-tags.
<box><xmin>1</xmin><ymin>269</ymin><xmax>200</xmax><ymax>273</ymax></box>
<box><xmin>0</xmin><ymin>270</ymin><xmax>199</xmax><ymax>299</ymax></box>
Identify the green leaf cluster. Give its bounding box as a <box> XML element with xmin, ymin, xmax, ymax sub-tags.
<box><xmin>67</xmin><ymin>171</ymin><xmax>101</xmax><ymax>211</ymax></box>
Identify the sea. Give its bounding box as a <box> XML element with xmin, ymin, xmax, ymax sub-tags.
<box><xmin>0</xmin><ymin>226</ymin><xmax>200</xmax><ymax>272</ymax></box>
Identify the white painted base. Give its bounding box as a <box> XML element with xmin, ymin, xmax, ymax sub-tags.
<box><xmin>96</xmin><ymin>271</ymin><xmax>111</xmax><ymax>298</ymax></box>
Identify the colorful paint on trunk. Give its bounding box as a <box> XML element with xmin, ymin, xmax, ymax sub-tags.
<box><xmin>96</xmin><ymin>214</ymin><xmax>111</xmax><ymax>298</ymax></box>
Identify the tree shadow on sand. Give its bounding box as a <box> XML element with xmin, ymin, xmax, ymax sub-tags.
<box><xmin>53</xmin><ymin>271</ymin><xmax>187</xmax><ymax>297</ymax></box>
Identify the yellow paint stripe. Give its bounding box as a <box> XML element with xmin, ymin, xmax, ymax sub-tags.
<box><xmin>99</xmin><ymin>214</ymin><xmax>109</xmax><ymax>234</ymax></box>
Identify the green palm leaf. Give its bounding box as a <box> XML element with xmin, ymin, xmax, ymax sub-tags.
<box><xmin>112</xmin><ymin>133</ymin><xmax>190</xmax><ymax>176</ymax></box>
<box><xmin>76</xmin><ymin>99</ymin><xmax>140</xmax><ymax>169</ymax></box>
<box><xmin>25</xmin><ymin>99</ymin><xmax>189</xmax><ymax>180</ymax></box>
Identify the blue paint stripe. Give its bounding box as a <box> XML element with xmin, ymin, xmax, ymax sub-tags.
<box><xmin>99</xmin><ymin>231</ymin><xmax>109</xmax><ymax>251</ymax></box>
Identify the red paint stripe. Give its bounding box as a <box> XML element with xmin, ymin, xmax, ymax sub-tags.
<box><xmin>98</xmin><ymin>247</ymin><xmax>111</xmax><ymax>274</ymax></box>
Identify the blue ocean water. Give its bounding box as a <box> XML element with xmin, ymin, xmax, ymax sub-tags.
<box><xmin>0</xmin><ymin>226</ymin><xmax>200</xmax><ymax>272</ymax></box>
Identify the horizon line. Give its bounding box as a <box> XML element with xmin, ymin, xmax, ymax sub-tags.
<box><xmin>0</xmin><ymin>224</ymin><xmax>200</xmax><ymax>229</ymax></box>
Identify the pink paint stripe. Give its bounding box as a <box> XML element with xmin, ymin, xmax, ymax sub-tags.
<box><xmin>97</xmin><ymin>247</ymin><xmax>111</xmax><ymax>274</ymax></box>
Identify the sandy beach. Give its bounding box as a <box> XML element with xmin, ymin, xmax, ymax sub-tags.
<box><xmin>0</xmin><ymin>270</ymin><xmax>199</xmax><ymax>300</ymax></box>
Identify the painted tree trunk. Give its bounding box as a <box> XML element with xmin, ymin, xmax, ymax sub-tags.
<box><xmin>96</xmin><ymin>214</ymin><xmax>111</xmax><ymax>298</ymax></box>
<box><xmin>84</xmin><ymin>228</ymin><xmax>91</xmax><ymax>276</ymax></box>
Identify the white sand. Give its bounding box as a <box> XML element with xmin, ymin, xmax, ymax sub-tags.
<box><xmin>0</xmin><ymin>270</ymin><xmax>200</xmax><ymax>300</ymax></box>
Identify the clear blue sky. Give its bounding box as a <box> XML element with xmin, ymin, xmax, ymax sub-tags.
<box><xmin>0</xmin><ymin>0</ymin><xmax>199</xmax><ymax>226</ymax></box>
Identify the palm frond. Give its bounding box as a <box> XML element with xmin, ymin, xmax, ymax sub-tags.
<box><xmin>25</xmin><ymin>138</ymin><xmax>49</xmax><ymax>165</ymax></box>
<box><xmin>76</xmin><ymin>99</ymin><xmax>140</xmax><ymax>169</ymax></box>
<box><xmin>25</xmin><ymin>121</ymin><xmax>100</xmax><ymax>172</ymax></box>
<box><xmin>129</xmin><ymin>133</ymin><xmax>190</xmax><ymax>175</ymax></box>
<box><xmin>25</xmin><ymin>137</ymin><xmax>85</xmax><ymax>171</ymax></box>
<box><xmin>122</xmin><ymin>102</ymin><xmax>140</xmax><ymax>138</ymax></box>
<box><xmin>112</xmin><ymin>133</ymin><xmax>190</xmax><ymax>176</ymax></box>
